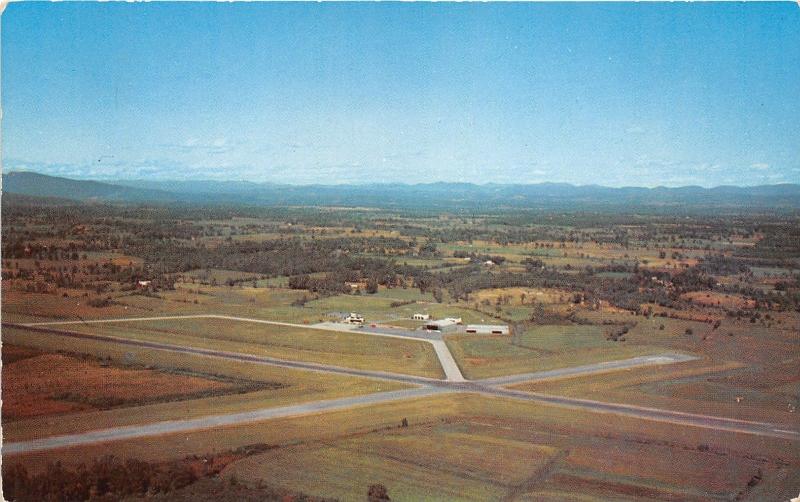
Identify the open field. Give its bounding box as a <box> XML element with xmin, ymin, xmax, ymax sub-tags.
<box><xmin>225</xmin><ymin>419</ymin><xmax>769</xmax><ymax>502</ymax></box>
<box><xmin>682</xmin><ymin>290</ymin><xmax>756</xmax><ymax>309</ymax></box>
<box><xmin>446</xmin><ymin>324</ymin><xmax>668</xmax><ymax>379</ymax></box>
<box><xmin>181</xmin><ymin>268</ymin><xmax>265</xmax><ymax>285</ymax></box>
<box><xmin>370</xmin><ymin>285</ymin><xmax>437</xmax><ymax>302</ymax></box>
<box><xmin>512</xmin><ymin>356</ymin><xmax>800</xmax><ymax>425</ymax></box>
<box><xmin>1</xmin><ymin>344</ymin><xmax>251</xmax><ymax>421</ymax></box>
<box><xmin>2</xmin><ymin>326</ymin><xmax>408</xmax><ymax>441</ymax></box>
<box><xmin>0</xmin><ymin>282</ymin><xmax>481</xmax><ymax>328</ymax></box>
<box><xmin>452</xmin><ymin>395</ymin><xmax>800</xmax><ymax>502</ymax></box>
<box><xmin>467</xmin><ymin>286</ymin><xmax>575</xmax><ymax>307</ymax></box>
<box><xmin>1</xmin><ymin>288</ymin><xmax>152</xmax><ymax>323</ymax></box>
<box><xmin>225</xmin><ymin>426</ymin><xmax>557</xmax><ymax>501</ymax></box>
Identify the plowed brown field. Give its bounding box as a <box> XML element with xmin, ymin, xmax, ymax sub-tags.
<box><xmin>2</xmin><ymin>346</ymin><xmax>236</xmax><ymax>420</ymax></box>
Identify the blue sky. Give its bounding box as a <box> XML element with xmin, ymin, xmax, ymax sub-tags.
<box><xmin>3</xmin><ymin>2</ymin><xmax>799</xmax><ymax>186</ymax></box>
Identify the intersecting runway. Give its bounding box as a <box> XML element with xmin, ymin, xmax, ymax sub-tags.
<box><xmin>4</xmin><ymin>315</ymin><xmax>797</xmax><ymax>455</ymax></box>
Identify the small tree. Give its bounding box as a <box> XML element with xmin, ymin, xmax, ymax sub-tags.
<box><xmin>368</xmin><ymin>484</ymin><xmax>391</xmax><ymax>501</ymax></box>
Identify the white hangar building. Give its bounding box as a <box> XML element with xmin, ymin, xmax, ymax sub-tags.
<box><xmin>465</xmin><ymin>324</ymin><xmax>510</xmax><ymax>335</ymax></box>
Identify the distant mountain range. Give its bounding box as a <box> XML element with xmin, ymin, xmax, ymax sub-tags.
<box><xmin>2</xmin><ymin>172</ymin><xmax>176</xmax><ymax>203</ymax></box>
<box><xmin>3</xmin><ymin>171</ymin><xmax>800</xmax><ymax>212</ymax></box>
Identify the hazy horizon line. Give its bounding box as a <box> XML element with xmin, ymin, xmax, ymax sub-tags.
<box><xmin>5</xmin><ymin>169</ymin><xmax>799</xmax><ymax>191</ymax></box>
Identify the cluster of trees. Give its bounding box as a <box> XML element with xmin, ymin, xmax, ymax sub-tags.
<box><xmin>3</xmin><ymin>457</ymin><xmax>199</xmax><ymax>501</ymax></box>
<box><xmin>738</xmin><ymin>222</ymin><xmax>800</xmax><ymax>260</ymax></box>
<box><xmin>408</xmin><ymin>257</ymin><xmax>775</xmax><ymax>313</ymax></box>
<box><xmin>129</xmin><ymin>237</ymin><xmax>416</xmax><ymax>278</ymax></box>
<box><xmin>606</xmin><ymin>324</ymin><xmax>632</xmax><ymax>341</ymax></box>
<box><xmin>287</xmin><ymin>259</ymin><xmax>406</xmax><ymax>295</ymax></box>
<box><xmin>695</xmin><ymin>254</ymin><xmax>751</xmax><ymax>275</ymax></box>
<box><xmin>1</xmin><ymin>260</ymin><xmax>150</xmax><ymax>292</ymax></box>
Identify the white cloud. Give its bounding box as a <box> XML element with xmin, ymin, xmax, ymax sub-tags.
<box><xmin>750</xmin><ymin>162</ymin><xmax>770</xmax><ymax>170</ymax></box>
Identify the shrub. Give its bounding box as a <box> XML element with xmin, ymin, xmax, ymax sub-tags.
<box><xmin>368</xmin><ymin>484</ymin><xmax>391</xmax><ymax>501</ymax></box>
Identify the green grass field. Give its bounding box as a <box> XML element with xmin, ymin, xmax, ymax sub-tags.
<box><xmin>48</xmin><ymin>317</ymin><xmax>445</xmax><ymax>379</ymax></box>
<box><xmin>370</xmin><ymin>286</ymin><xmax>436</xmax><ymax>302</ymax></box>
<box><xmin>446</xmin><ymin>324</ymin><xmax>666</xmax><ymax>379</ymax></box>
<box><xmin>226</xmin><ymin>426</ymin><xmax>558</xmax><ymax>501</ymax></box>
<box><xmin>513</xmin><ymin>356</ymin><xmax>799</xmax><ymax>425</ymax></box>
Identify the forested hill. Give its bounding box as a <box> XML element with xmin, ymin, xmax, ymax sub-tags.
<box><xmin>2</xmin><ymin>171</ymin><xmax>176</xmax><ymax>203</ymax></box>
<box><xmin>4</xmin><ymin>171</ymin><xmax>800</xmax><ymax>212</ymax></box>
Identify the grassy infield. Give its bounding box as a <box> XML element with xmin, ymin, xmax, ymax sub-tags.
<box><xmin>54</xmin><ymin>317</ymin><xmax>446</xmax><ymax>379</ymax></box>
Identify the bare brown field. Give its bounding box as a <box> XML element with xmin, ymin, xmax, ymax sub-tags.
<box><xmin>682</xmin><ymin>291</ymin><xmax>756</xmax><ymax>309</ymax></box>
<box><xmin>1</xmin><ymin>344</ymin><xmax>44</xmax><ymax>364</ymax></box>
<box><xmin>1</xmin><ymin>344</ymin><xmax>243</xmax><ymax>421</ymax></box>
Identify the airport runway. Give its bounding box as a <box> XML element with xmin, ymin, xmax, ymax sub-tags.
<box><xmin>429</xmin><ymin>339</ymin><xmax>465</xmax><ymax>382</ymax></box>
<box><xmin>2</xmin><ymin>386</ymin><xmax>446</xmax><ymax>455</ymax></box>
<box><xmin>477</xmin><ymin>353</ymin><xmax>699</xmax><ymax>386</ymax></box>
<box><xmin>4</xmin><ymin>316</ymin><xmax>799</xmax><ymax>455</ymax></box>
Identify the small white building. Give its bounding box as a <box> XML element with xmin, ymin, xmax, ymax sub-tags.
<box><xmin>344</xmin><ymin>312</ymin><xmax>365</xmax><ymax>324</ymax></box>
<box><xmin>345</xmin><ymin>281</ymin><xmax>366</xmax><ymax>292</ymax></box>
<box><xmin>412</xmin><ymin>313</ymin><xmax>430</xmax><ymax>321</ymax></box>
<box><xmin>465</xmin><ymin>324</ymin><xmax>510</xmax><ymax>335</ymax></box>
